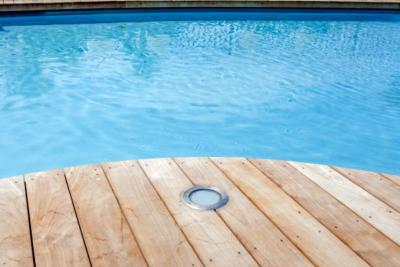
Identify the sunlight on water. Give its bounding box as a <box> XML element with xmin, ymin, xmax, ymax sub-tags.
<box><xmin>0</xmin><ymin>10</ymin><xmax>400</xmax><ymax>177</ymax></box>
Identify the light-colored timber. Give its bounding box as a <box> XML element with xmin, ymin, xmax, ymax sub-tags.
<box><xmin>25</xmin><ymin>170</ymin><xmax>90</xmax><ymax>267</ymax></box>
<box><xmin>64</xmin><ymin>165</ymin><xmax>147</xmax><ymax>266</ymax></box>
<box><xmin>290</xmin><ymin>162</ymin><xmax>400</xmax><ymax>246</ymax></box>
<box><xmin>0</xmin><ymin>157</ymin><xmax>399</xmax><ymax>267</ymax></box>
<box><xmin>0</xmin><ymin>176</ymin><xmax>32</xmax><ymax>267</ymax></box>
<box><xmin>0</xmin><ymin>0</ymin><xmax>400</xmax><ymax>12</ymax></box>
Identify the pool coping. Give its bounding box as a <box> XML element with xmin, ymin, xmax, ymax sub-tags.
<box><xmin>1</xmin><ymin>0</ymin><xmax>400</xmax><ymax>12</ymax></box>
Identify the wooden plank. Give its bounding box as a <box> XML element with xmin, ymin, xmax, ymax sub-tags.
<box><xmin>381</xmin><ymin>173</ymin><xmax>400</xmax><ymax>186</ymax></box>
<box><xmin>101</xmin><ymin>160</ymin><xmax>203</xmax><ymax>267</ymax></box>
<box><xmin>139</xmin><ymin>158</ymin><xmax>258</xmax><ymax>267</ymax></box>
<box><xmin>25</xmin><ymin>170</ymin><xmax>90</xmax><ymax>267</ymax></box>
<box><xmin>0</xmin><ymin>176</ymin><xmax>33</xmax><ymax>267</ymax></box>
<box><xmin>212</xmin><ymin>157</ymin><xmax>368</xmax><ymax>267</ymax></box>
<box><xmin>290</xmin><ymin>162</ymin><xmax>400</xmax><ymax>246</ymax></box>
<box><xmin>175</xmin><ymin>157</ymin><xmax>313</xmax><ymax>267</ymax></box>
<box><xmin>250</xmin><ymin>159</ymin><xmax>400</xmax><ymax>267</ymax></box>
<box><xmin>64</xmin><ymin>164</ymin><xmax>147</xmax><ymax>267</ymax></box>
<box><xmin>334</xmin><ymin>167</ymin><xmax>400</xmax><ymax>212</ymax></box>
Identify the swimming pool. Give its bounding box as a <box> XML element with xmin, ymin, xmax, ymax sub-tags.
<box><xmin>0</xmin><ymin>9</ymin><xmax>400</xmax><ymax>178</ymax></box>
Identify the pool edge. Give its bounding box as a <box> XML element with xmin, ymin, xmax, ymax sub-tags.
<box><xmin>1</xmin><ymin>1</ymin><xmax>400</xmax><ymax>13</ymax></box>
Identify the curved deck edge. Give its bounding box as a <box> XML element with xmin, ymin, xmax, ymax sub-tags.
<box><xmin>4</xmin><ymin>157</ymin><xmax>399</xmax><ymax>181</ymax></box>
<box><xmin>0</xmin><ymin>157</ymin><xmax>399</xmax><ymax>267</ymax></box>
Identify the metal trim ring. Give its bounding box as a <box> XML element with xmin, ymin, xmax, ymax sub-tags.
<box><xmin>181</xmin><ymin>185</ymin><xmax>229</xmax><ymax>210</ymax></box>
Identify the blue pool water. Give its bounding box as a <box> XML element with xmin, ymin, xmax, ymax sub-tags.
<box><xmin>1</xmin><ymin>9</ymin><xmax>400</xmax><ymax>178</ymax></box>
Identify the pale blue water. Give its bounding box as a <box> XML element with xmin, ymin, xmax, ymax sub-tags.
<box><xmin>1</xmin><ymin>9</ymin><xmax>400</xmax><ymax>178</ymax></box>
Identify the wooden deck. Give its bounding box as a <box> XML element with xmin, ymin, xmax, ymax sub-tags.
<box><xmin>1</xmin><ymin>0</ymin><xmax>400</xmax><ymax>12</ymax></box>
<box><xmin>0</xmin><ymin>157</ymin><xmax>399</xmax><ymax>266</ymax></box>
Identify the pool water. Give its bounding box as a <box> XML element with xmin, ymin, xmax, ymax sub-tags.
<box><xmin>1</xmin><ymin>9</ymin><xmax>400</xmax><ymax>178</ymax></box>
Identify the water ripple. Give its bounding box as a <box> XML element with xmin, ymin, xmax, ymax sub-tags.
<box><xmin>1</xmin><ymin>13</ymin><xmax>400</xmax><ymax>177</ymax></box>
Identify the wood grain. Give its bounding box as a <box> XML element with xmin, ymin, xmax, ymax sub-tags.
<box><xmin>175</xmin><ymin>157</ymin><xmax>313</xmax><ymax>267</ymax></box>
<box><xmin>139</xmin><ymin>158</ymin><xmax>258</xmax><ymax>267</ymax></box>
<box><xmin>25</xmin><ymin>170</ymin><xmax>90</xmax><ymax>267</ymax></box>
<box><xmin>212</xmin><ymin>157</ymin><xmax>368</xmax><ymax>267</ymax></box>
<box><xmin>65</xmin><ymin>164</ymin><xmax>147</xmax><ymax>267</ymax></box>
<box><xmin>2</xmin><ymin>157</ymin><xmax>399</xmax><ymax>266</ymax></box>
<box><xmin>102</xmin><ymin>160</ymin><xmax>203</xmax><ymax>267</ymax></box>
<box><xmin>0</xmin><ymin>176</ymin><xmax>33</xmax><ymax>267</ymax></box>
<box><xmin>290</xmin><ymin>162</ymin><xmax>400</xmax><ymax>246</ymax></box>
<box><xmin>381</xmin><ymin>173</ymin><xmax>400</xmax><ymax>186</ymax></box>
<box><xmin>250</xmin><ymin>159</ymin><xmax>400</xmax><ymax>267</ymax></box>
<box><xmin>334</xmin><ymin>166</ymin><xmax>400</xmax><ymax>212</ymax></box>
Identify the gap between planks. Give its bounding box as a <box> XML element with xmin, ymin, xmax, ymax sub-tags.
<box><xmin>2</xmin><ymin>158</ymin><xmax>400</xmax><ymax>267</ymax></box>
<box><xmin>174</xmin><ymin>157</ymin><xmax>314</xmax><ymax>267</ymax></box>
<box><xmin>248</xmin><ymin>158</ymin><xmax>400</xmax><ymax>267</ymax></box>
<box><xmin>211</xmin><ymin>157</ymin><xmax>369</xmax><ymax>267</ymax></box>
<box><xmin>289</xmin><ymin>161</ymin><xmax>400</xmax><ymax>246</ymax></box>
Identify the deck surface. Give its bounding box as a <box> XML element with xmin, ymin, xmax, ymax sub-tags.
<box><xmin>0</xmin><ymin>157</ymin><xmax>399</xmax><ymax>267</ymax></box>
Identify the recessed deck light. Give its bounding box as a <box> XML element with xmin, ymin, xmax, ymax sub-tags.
<box><xmin>182</xmin><ymin>185</ymin><xmax>229</xmax><ymax>210</ymax></box>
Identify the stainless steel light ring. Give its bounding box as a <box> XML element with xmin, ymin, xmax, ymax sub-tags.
<box><xmin>181</xmin><ymin>185</ymin><xmax>229</xmax><ymax>210</ymax></box>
